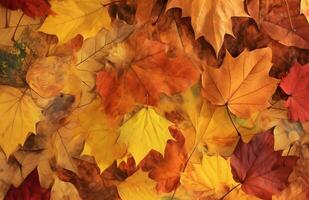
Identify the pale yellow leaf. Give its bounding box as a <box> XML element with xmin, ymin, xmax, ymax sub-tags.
<box><xmin>0</xmin><ymin>86</ymin><xmax>41</xmax><ymax>156</ymax></box>
<box><xmin>118</xmin><ymin>107</ymin><xmax>173</xmax><ymax>164</ymax></box>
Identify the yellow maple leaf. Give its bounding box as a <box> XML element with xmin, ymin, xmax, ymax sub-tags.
<box><xmin>39</xmin><ymin>0</ymin><xmax>111</xmax><ymax>43</ymax></box>
<box><xmin>202</xmin><ymin>48</ymin><xmax>278</xmax><ymax>118</ymax></box>
<box><xmin>117</xmin><ymin>170</ymin><xmax>159</xmax><ymax>200</ymax></box>
<box><xmin>181</xmin><ymin>87</ymin><xmax>240</xmax><ymax>156</ymax></box>
<box><xmin>118</xmin><ymin>107</ymin><xmax>173</xmax><ymax>164</ymax></box>
<box><xmin>0</xmin><ymin>86</ymin><xmax>42</xmax><ymax>156</ymax></box>
<box><xmin>181</xmin><ymin>154</ymin><xmax>237</xmax><ymax>198</ymax></box>
<box><xmin>181</xmin><ymin>154</ymin><xmax>261</xmax><ymax>200</ymax></box>
<box><xmin>166</xmin><ymin>0</ymin><xmax>248</xmax><ymax>55</ymax></box>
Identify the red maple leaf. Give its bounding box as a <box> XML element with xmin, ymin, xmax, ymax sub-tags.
<box><xmin>0</xmin><ymin>0</ymin><xmax>52</xmax><ymax>18</ymax></box>
<box><xmin>279</xmin><ymin>62</ymin><xmax>309</xmax><ymax>121</ymax></box>
<box><xmin>230</xmin><ymin>129</ymin><xmax>298</xmax><ymax>200</ymax></box>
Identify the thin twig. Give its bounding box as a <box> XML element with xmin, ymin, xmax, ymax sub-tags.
<box><xmin>11</xmin><ymin>13</ymin><xmax>24</xmax><ymax>42</ymax></box>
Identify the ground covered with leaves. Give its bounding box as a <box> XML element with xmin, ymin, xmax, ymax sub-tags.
<box><xmin>0</xmin><ymin>0</ymin><xmax>309</xmax><ymax>199</ymax></box>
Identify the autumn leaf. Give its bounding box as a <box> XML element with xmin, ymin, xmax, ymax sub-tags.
<box><xmin>247</xmin><ymin>0</ymin><xmax>309</xmax><ymax>49</ymax></box>
<box><xmin>39</xmin><ymin>0</ymin><xmax>111</xmax><ymax>43</ymax></box>
<box><xmin>67</xmin><ymin>97</ymin><xmax>126</xmax><ymax>172</ymax></box>
<box><xmin>148</xmin><ymin>128</ymin><xmax>187</xmax><ymax>193</ymax></box>
<box><xmin>166</xmin><ymin>0</ymin><xmax>248</xmax><ymax>55</ymax></box>
<box><xmin>96</xmin><ymin>31</ymin><xmax>200</xmax><ymax>121</ymax></box>
<box><xmin>4</xmin><ymin>169</ymin><xmax>51</xmax><ymax>200</ymax></box>
<box><xmin>181</xmin><ymin>154</ymin><xmax>238</xmax><ymax>199</ymax></box>
<box><xmin>230</xmin><ymin>129</ymin><xmax>298</xmax><ymax>200</ymax></box>
<box><xmin>118</xmin><ymin>107</ymin><xmax>173</xmax><ymax>165</ymax></box>
<box><xmin>0</xmin><ymin>0</ymin><xmax>52</xmax><ymax>18</ymax></box>
<box><xmin>279</xmin><ymin>62</ymin><xmax>309</xmax><ymax>121</ymax></box>
<box><xmin>0</xmin><ymin>86</ymin><xmax>42</xmax><ymax>157</ymax></box>
<box><xmin>202</xmin><ymin>47</ymin><xmax>278</xmax><ymax>118</ymax></box>
<box><xmin>13</xmin><ymin>94</ymin><xmax>81</xmax><ymax>188</ymax></box>
<box><xmin>117</xmin><ymin>170</ymin><xmax>159</xmax><ymax>200</ymax></box>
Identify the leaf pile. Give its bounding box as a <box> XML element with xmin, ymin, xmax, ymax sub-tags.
<box><xmin>0</xmin><ymin>0</ymin><xmax>309</xmax><ymax>199</ymax></box>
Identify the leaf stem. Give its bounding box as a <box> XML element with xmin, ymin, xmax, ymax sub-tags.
<box><xmin>11</xmin><ymin>13</ymin><xmax>24</xmax><ymax>42</ymax></box>
<box><xmin>283</xmin><ymin>144</ymin><xmax>292</xmax><ymax>166</ymax></box>
<box><xmin>225</xmin><ymin>104</ymin><xmax>241</xmax><ymax>137</ymax></box>
<box><xmin>5</xmin><ymin>5</ymin><xmax>9</xmax><ymax>28</ymax></box>
<box><xmin>219</xmin><ymin>183</ymin><xmax>241</xmax><ymax>200</ymax></box>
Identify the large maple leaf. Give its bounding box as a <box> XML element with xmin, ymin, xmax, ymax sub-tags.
<box><xmin>96</xmin><ymin>31</ymin><xmax>200</xmax><ymax>120</ymax></box>
<box><xmin>247</xmin><ymin>0</ymin><xmax>309</xmax><ymax>49</ymax></box>
<box><xmin>279</xmin><ymin>62</ymin><xmax>309</xmax><ymax>121</ymax></box>
<box><xmin>230</xmin><ymin>129</ymin><xmax>298</xmax><ymax>200</ymax></box>
<box><xmin>202</xmin><ymin>47</ymin><xmax>278</xmax><ymax>118</ymax></box>
<box><xmin>166</xmin><ymin>0</ymin><xmax>248</xmax><ymax>55</ymax></box>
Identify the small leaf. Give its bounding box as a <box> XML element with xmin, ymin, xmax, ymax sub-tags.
<box><xmin>118</xmin><ymin>107</ymin><xmax>173</xmax><ymax>164</ymax></box>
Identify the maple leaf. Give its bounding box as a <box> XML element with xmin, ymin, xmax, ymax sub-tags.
<box><xmin>0</xmin><ymin>86</ymin><xmax>42</xmax><ymax>157</ymax></box>
<box><xmin>118</xmin><ymin>107</ymin><xmax>173</xmax><ymax>164</ymax></box>
<box><xmin>279</xmin><ymin>62</ymin><xmax>309</xmax><ymax>121</ymax></box>
<box><xmin>67</xmin><ymin>97</ymin><xmax>126</xmax><ymax>172</ymax></box>
<box><xmin>39</xmin><ymin>0</ymin><xmax>111</xmax><ymax>43</ymax></box>
<box><xmin>4</xmin><ymin>169</ymin><xmax>51</xmax><ymax>200</ymax></box>
<box><xmin>96</xmin><ymin>31</ymin><xmax>200</xmax><ymax>121</ymax></box>
<box><xmin>247</xmin><ymin>0</ymin><xmax>309</xmax><ymax>49</ymax></box>
<box><xmin>0</xmin><ymin>0</ymin><xmax>52</xmax><ymax>18</ymax></box>
<box><xmin>181</xmin><ymin>154</ymin><xmax>238</xmax><ymax>199</ymax></box>
<box><xmin>166</xmin><ymin>0</ymin><xmax>248</xmax><ymax>55</ymax></box>
<box><xmin>117</xmin><ymin>170</ymin><xmax>159</xmax><ymax>200</ymax></box>
<box><xmin>13</xmin><ymin>94</ymin><xmax>81</xmax><ymax>188</ymax></box>
<box><xmin>148</xmin><ymin>128</ymin><xmax>187</xmax><ymax>193</ymax></box>
<box><xmin>202</xmin><ymin>47</ymin><xmax>278</xmax><ymax>118</ymax></box>
<box><xmin>230</xmin><ymin>129</ymin><xmax>298</xmax><ymax>200</ymax></box>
